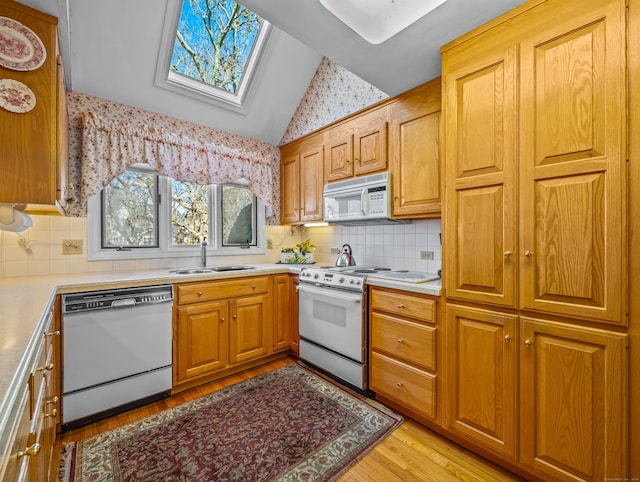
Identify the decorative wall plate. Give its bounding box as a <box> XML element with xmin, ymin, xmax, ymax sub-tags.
<box><xmin>0</xmin><ymin>78</ymin><xmax>36</xmax><ymax>113</ymax></box>
<box><xmin>0</xmin><ymin>16</ymin><xmax>46</xmax><ymax>71</ymax></box>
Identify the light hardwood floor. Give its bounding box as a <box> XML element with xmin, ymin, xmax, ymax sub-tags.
<box><xmin>53</xmin><ymin>358</ymin><xmax>523</xmax><ymax>481</ymax></box>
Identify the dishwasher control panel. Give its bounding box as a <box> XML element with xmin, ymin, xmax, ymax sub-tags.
<box><xmin>63</xmin><ymin>285</ymin><xmax>173</xmax><ymax>313</ymax></box>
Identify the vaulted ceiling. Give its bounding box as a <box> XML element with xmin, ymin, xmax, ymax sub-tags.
<box><xmin>17</xmin><ymin>0</ymin><xmax>527</xmax><ymax>145</ymax></box>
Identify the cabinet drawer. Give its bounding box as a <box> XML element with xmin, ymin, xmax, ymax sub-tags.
<box><xmin>177</xmin><ymin>277</ymin><xmax>269</xmax><ymax>304</ymax></box>
<box><xmin>371</xmin><ymin>312</ymin><xmax>436</xmax><ymax>370</ymax></box>
<box><xmin>370</xmin><ymin>352</ymin><xmax>436</xmax><ymax>420</ymax></box>
<box><xmin>371</xmin><ymin>289</ymin><xmax>436</xmax><ymax>323</ymax></box>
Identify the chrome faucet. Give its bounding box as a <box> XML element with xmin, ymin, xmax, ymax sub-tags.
<box><xmin>200</xmin><ymin>239</ymin><xmax>207</xmax><ymax>267</ymax></box>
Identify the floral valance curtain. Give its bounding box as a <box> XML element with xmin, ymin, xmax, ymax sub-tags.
<box><xmin>79</xmin><ymin>111</ymin><xmax>277</xmax><ymax>211</ymax></box>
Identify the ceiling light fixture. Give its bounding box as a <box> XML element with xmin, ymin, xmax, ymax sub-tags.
<box><xmin>319</xmin><ymin>0</ymin><xmax>448</xmax><ymax>45</ymax></box>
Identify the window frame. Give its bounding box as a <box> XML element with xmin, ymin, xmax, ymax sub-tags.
<box><xmin>153</xmin><ymin>0</ymin><xmax>272</xmax><ymax>114</ymax></box>
<box><xmin>87</xmin><ymin>171</ymin><xmax>266</xmax><ymax>261</ymax></box>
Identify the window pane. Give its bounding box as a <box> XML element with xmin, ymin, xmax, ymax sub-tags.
<box><xmin>172</xmin><ymin>0</ymin><xmax>264</xmax><ymax>95</ymax></box>
<box><xmin>222</xmin><ymin>184</ymin><xmax>255</xmax><ymax>246</ymax></box>
<box><xmin>171</xmin><ymin>180</ymin><xmax>209</xmax><ymax>245</ymax></box>
<box><xmin>102</xmin><ymin>171</ymin><xmax>158</xmax><ymax>248</ymax></box>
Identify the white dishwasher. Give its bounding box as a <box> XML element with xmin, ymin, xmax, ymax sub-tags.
<box><xmin>61</xmin><ymin>285</ymin><xmax>173</xmax><ymax>429</ymax></box>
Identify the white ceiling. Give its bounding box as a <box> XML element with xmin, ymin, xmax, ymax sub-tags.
<box><xmin>16</xmin><ymin>0</ymin><xmax>528</xmax><ymax>145</ymax></box>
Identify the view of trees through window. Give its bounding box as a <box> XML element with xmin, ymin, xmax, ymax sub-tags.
<box><xmin>102</xmin><ymin>171</ymin><xmax>158</xmax><ymax>248</ymax></box>
<box><xmin>172</xmin><ymin>0</ymin><xmax>264</xmax><ymax>95</ymax></box>
<box><xmin>101</xmin><ymin>171</ymin><xmax>257</xmax><ymax>250</ymax></box>
<box><xmin>171</xmin><ymin>181</ymin><xmax>209</xmax><ymax>245</ymax></box>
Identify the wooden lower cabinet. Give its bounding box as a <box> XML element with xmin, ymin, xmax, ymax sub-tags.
<box><xmin>174</xmin><ymin>276</ymin><xmax>284</xmax><ymax>388</ymax></box>
<box><xmin>445</xmin><ymin>303</ymin><xmax>629</xmax><ymax>481</ymax></box>
<box><xmin>445</xmin><ymin>304</ymin><xmax>518</xmax><ymax>459</ymax></box>
<box><xmin>271</xmin><ymin>274</ymin><xmax>291</xmax><ymax>353</ymax></box>
<box><xmin>2</xmin><ymin>308</ymin><xmax>58</xmax><ymax>482</ymax></box>
<box><xmin>369</xmin><ymin>286</ymin><xmax>439</xmax><ymax>423</ymax></box>
<box><xmin>520</xmin><ymin>317</ymin><xmax>628</xmax><ymax>481</ymax></box>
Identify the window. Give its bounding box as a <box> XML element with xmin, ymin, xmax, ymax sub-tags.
<box><xmin>89</xmin><ymin>169</ymin><xmax>265</xmax><ymax>260</ymax></box>
<box><xmin>155</xmin><ymin>0</ymin><xmax>271</xmax><ymax>112</ymax></box>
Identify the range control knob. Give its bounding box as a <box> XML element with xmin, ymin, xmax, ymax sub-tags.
<box><xmin>349</xmin><ymin>279</ymin><xmax>355</xmax><ymax>284</ymax></box>
<box><xmin>338</xmin><ymin>277</ymin><xmax>345</xmax><ymax>283</ymax></box>
<box><xmin>314</xmin><ymin>273</ymin><xmax>319</xmax><ymax>279</ymax></box>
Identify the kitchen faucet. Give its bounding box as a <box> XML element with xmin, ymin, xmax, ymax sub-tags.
<box><xmin>201</xmin><ymin>239</ymin><xmax>207</xmax><ymax>267</ymax></box>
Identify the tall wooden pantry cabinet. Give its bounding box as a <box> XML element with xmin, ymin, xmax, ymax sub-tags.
<box><xmin>442</xmin><ymin>0</ymin><xmax>629</xmax><ymax>480</ymax></box>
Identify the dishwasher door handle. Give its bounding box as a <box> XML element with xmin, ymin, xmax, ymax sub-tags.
<box><xmin>111</xmin><ymin>299</ymin><xmax>137</xmax><ymax>308</ymax></box>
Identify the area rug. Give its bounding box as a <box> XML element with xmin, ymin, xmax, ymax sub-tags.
<box><xmin>58</xmin><ymin>363</ymin><xmax>401</xmax><ymax>482</ymax></box>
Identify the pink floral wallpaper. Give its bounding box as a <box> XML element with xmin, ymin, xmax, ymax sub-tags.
<box><xmin>279</xmin><ymin>57</ymin><xmax>389</xmax><ymax>145</ymax></box>
<box><xmin>66</xmin><ymin>91</ymin><xmax>280</xmax><ymax>221</ymax></box>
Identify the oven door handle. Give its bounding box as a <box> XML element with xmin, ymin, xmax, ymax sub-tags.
<box><xmin>297</xmin><ymin>283</ymin><xmax>362</xmax><ymax>303</ymax></box>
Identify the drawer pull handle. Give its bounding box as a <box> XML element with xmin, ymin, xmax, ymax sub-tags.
<box><xmin>504</xmin><ymin>335</ymin><xmax>511</xmax><ymax>342</ymax></box>
<box><xmin>252</xmin><ymin>285</ymin><xmax>256</xmax><ymax>289</ymax></box>
<box><xmin>45</xmin><ymin>409</ymin><xmax>57</xmax><ymax>418</ymax></box>
<box><xmin>503</xmin><ymin>251</ymin><xmax>512</xmax><ymax>257</ymax></box>
<box><xmin>197</xmin><ymin>291</ymin><xmax>203</xmax><ymax>296</ymax></box>
<box><xmin>397</xmin><ymin>338</ymin><xmax>404</xmax><ymax>344</ymax></box>
<box><xmin>45</xmin><ymin>330</ymin><xmax>60</xmax><ymax>337</ymax></box>
<box><xmin>396</xmin><ymin>381</ymin><xmax>403</xmax><ymax>387</ymax></box>
<box><xmin>46</xmin><ymin>396</ymin><xmax>59</xmax><ymax>405</ymax></box>
<box><xmin>17</xmin><ymin>443</ymin><xmax>40</xmax><ymax>458</ymax></box>
<box><xmin>396</xmin><ymin>303</ymin><xmax>405</xmax><ymax>309</ymax></box>
<box><xmin>37</xmin><ymin>363</ymin><xmax>54</xmax><ymax>372</ymax></box>
<box><xmin>524</xmin><ymin>339</ymin><xmax>532</xmax><ymax>347</ymax></box>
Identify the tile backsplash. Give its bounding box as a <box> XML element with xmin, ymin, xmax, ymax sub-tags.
<box><xmin>0</xmin><ymin>216</ymin><xmax>441</xmax><ymax>277</ymax></box>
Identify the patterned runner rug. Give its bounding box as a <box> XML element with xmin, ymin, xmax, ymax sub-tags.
<box><xmin>58</xmin><ymin>363</ymin><xmax>401</xmax><ymax>481</ymax></box>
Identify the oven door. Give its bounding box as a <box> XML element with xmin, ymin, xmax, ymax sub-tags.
<box><xmin>297</xmin><ymin>282</ymin><xmax>365</xmax><ymax>362</ymax></box>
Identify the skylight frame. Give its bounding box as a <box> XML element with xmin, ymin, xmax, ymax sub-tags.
<box><xmin>154</xmin><ymin>0</ymin><xmax>272</xmax><ymax>114</ymax></box>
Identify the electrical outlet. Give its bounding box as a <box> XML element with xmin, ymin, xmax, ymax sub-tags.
<box><xmin>420</xmin><ymin>250</ymin><xmax>434</xmax><ymax>261</ymax></box>
<box><xmin>62</xmin><ymin>239</ymin><xmax>83</xmax><ymax>255</ymax></box>
<box><xmin>267</xmin><ymin>239</ymin><xmax>273</xmax><ymax>249</ymax></box>
<box><xmin>330</xmin><ymin>247</ymin><xmax>339</xmax><ymax>254</ymax></box>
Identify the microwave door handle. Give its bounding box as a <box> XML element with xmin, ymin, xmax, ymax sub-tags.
<box><xmin>361</xmin><ymin>188</ymin><xmax>368</xmax><ymax>216</ymax></box>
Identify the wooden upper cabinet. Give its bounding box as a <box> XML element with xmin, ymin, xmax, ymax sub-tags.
<box><xmin>520</xmin><ymin>317</ymin><xmax>628</xmax><ymax>481</ymax></box>
<box><xmin>518</xmin><ymin>0</ymin><xmax>627</xmax><ymax>324</ymax></box>
<box><xmin>279</xmin><ymin>133</ymin><xmax>324</xmax><ymax>224</ymax></box>
<box><xmin>0</xmin><ymin>0</ymin><xmax>69</xmax><ymax>213</ymax></box>
<box><xmin>390</xmin><ymin>79</ymin><xmax>442</xmax><ymax>219</ymax></box>
<box><xmin>352</xmin><ymin>106</ymin><xmax>388</xmax><ymax>176</ymax></box>
<box><xmin>443</xmin><ymin>39</ymin><xmax>518</xmax><ymax>308</ymax></box>
<box><xmin>325</xmin><ymin>125</ymin><xmax>353</xmax><ymax>181</ymax></box>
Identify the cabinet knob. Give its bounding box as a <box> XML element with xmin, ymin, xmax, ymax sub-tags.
<box><xmin>46</xmin><ymin>396</ymin><xmax>59</xmax><ymax>405</ymax></box>
<box><xmin>252</xmin><ymin>285</ymin><xmax>256</xmax><ymax>289</ymax></box>
<box><xmin>220</xmin><ymin>317</ymin><xmax>225</xmax><ymax>322</ymax></box>
<box><xmin>396</xmin><ymin>303</ymin><xmax>405</xmax><ymax>309</ymax></box>
<box><xmin>524</xmin><ymin>250</ymin><xmax>533</xmax><ymax>257</ymax></box>
<box><xmin>197</xmin><ymin>291</ymin><xmax>203</xmax><ymax>296</ymax></box>
<box><xmin>37</xmin><ymin>363</ymin><xmax>54</xmax><ymax>372</ymax></box>
<box><xmin>45</xmin><ymin>409</ymin><xmax>57</xmax><ymax>418</ymax></box>
<box><xmin>233</xmin><ymin>314</ymin><xmax>237</xmax><ymax>319</ymax></box>
<box><xmin>397</xmin><ymin>338</ymin><xmax>404</xmax><ymax>344</ymax></box>
<box><xmin>524</xmin><ymin>339</ymin><xmax>532</xmax><ymax>347</ymax></box>
<box><xmin>504</xmin><ymin>335</ymin><xmax>511</xmax><ymax>342</ymax></box>
<box><xmin>17</xmin><ymin>443</ymin><xmax>40</xmax><ymax>458</ymax></box>
<box><xmin>396</xmin><ymin>381</ymin><xmax>403</xmax><ymax>387</ymax></box>
<box><xmin>45</xmin><ymin>330</ymin><xmax>60</xmax><ymax>337</ymax></box>
<box><xmin>503</xmin><ymin>251</ymin><xmax>512</xmax><ymax>257</ymax></box>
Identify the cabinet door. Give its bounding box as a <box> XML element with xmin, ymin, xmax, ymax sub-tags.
<box><xmin>2</xmin><ymin>387</ymin><xmax>32</xmax><ymax>482</ymax></box>
<box><xmin>176</xmin><ymin>301</ymin><xmax>228</xmax><ymax>382</ymax></box>
<box><xmin>271</xmin><ymin>274</ymin><xmax>291</xmax><ymax>352</ymax></box>
<box><xmin>353</xmin><ymin>107</ymin><xmax>388</xmax><ymax>176</ymax></box>
<box><xmin>443</xmin><ymin>40</ymin><xmax>518</xmax><ymax>308</ymax></box>
<box><xmin>299</xmin><ymin>138</ymin><xmax>324</xmax><ymax>222</ymax></box>
<box><xmin>519</xmin><ymin>0</ymin><xmax>626</xmax><ymax>324</ymax></box>
<box><xmin>520</xmin><ymin>317</ymin><xmax>628</xmax><ymax>481</ymax></box>
<box><xmin>325</xmin><ymin>126</ymin><xmax>353</xmax><ymax>182</ymax></box>
<box><xmin>280</xmin><ymin>146</ymin><xmax>300</xmax><ymax>224</ymax></box>
<box><xmin>289</xmin><ymin>274</ymin><xmax>300</xmax><ymax>355</ymax></box>
<box><xmin>390</xmin><ymin>81</ymin><xmax>441</xmax><ymax>218</ymax></box>
<box><xmin>445</xmin><ymin>304</ymin><xmax>517</xmax><ymax>459</ymax></box>
<box><xmin>229</xmin><ymin>294</ymin><xmax>269</xmax><ymax>364</ymax></box>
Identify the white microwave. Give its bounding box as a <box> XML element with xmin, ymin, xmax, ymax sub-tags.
<box><xmin>323</xmin><ymin>172</ymin><xmax>393</xmax><ymax>224</ymax></box>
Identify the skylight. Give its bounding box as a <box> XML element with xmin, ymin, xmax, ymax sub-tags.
<box><xmin>155</xmin><ymin>0</ymin><xmax>271</xmax><ymax>112</ymax></box>
<box><xmin>319</xmin><ymin>0</ymin><xmax>447</xmax><ymax>45</ymax></box>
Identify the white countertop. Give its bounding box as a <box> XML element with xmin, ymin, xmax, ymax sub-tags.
<box><xmin>0</xmin><ymin>263</ymin><xmax>441</xmax><ymax>459</ymax></box>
